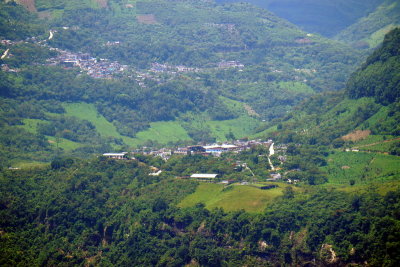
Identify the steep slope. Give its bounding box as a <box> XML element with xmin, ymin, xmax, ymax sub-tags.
<box><xmin>336</xmin><ymin>0</ymin><xmax>400</xmax><ymax>49</ymax></box>
<box><xmin>257</xmin><ymin>28</ymin><xmax>400</xmax><ymax>145</ymax></box>
<box><xmin>216</xmin><ymin>0</ymin><xmax>385</xmax><ymax>37</ymax></box>
<box><xmin>346</xmin><ymin>27</ymin><xmax>400</xmax><ymax>104</ymax></box>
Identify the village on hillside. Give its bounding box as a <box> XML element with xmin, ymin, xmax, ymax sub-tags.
<box><xmin>102</xmin><ymin>139</ymin><xmax>294</xmax><ymax>185</ymax></box>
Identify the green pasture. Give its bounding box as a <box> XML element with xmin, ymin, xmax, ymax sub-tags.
<box><xmin>251</xmin><ymin>125</ymin><xmax>278</xmax><ymax>139</ymax></box>
<box><xmin>358</xmin><ymin>140</ymin><xmax>399</xmax><ymax>153</ymax></box>
<box><xmin>322</xmin><ymin>151</ymin><xmax>400</xmax><ymax>187</ymax></box>
<box><xmin>179</xmin><ymin>182</ymin><xmax>286</xmax><ymax>213</ymax></box>
<box><xmin>205</xmin><ymin>116</ymin><xmax>260</xmax><ymax>141</ymax></box>
<box><xmin>133</xmin><ymin>121</ymin><xmax>192</xmax><ymax>145</ymax></box>
<box><xmin>353</xmin><ymin>134</ymin><xmax>393</xmax><ymax>146</ymax></box>
<box><xmin>19</xmin><ymin>118</ymin><xmax>42</xmax><ymax>133</ymax></box>
<box><xmin>278</xmin><ymin>81</ymin><xmax>314</xmax><ymax>94</ymax></box>
<box><xmin>46</xmin><ymin>135</ymin><xmax>81</xmax><ymax>151</ymax></box>
<box><xmin>7</xmin><ymin>161</ymin><xmax>49</xmax><ymax>169</ymax></box>
<box><xmin>63</xmin><ymin>102</ymin><xmax>137</xmax><ymax>147</ymax></box>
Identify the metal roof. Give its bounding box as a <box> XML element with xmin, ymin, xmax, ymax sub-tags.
<box><xmin>103</xmin><ymin>152</ymin><xmax>127</xmax><ymax>156</ymax></box>
<box><xmin>190</xmin><ymin>174</ymin><xmax>218</xmax><ymax>179</ymax></box>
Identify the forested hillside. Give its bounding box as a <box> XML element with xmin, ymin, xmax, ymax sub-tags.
<box><xmin>217</xmin><ymin>0</ymin><xmax>400</xmax><ymax>49</ymax></box>
<box><xmin>217</xmin><ymin>0</ymin><xmax>385</xmax><ymax>37</ymax></box>
<box><xmin>0</xmin><ymin>0</ymin><xmax>365</xmax><ymax>166</ymax></box>
<box><xmin>336</xmin><ymin>0</ymin><xmax>400</xmax><ymax>49</ymax></box>
<box><xmin>257</xmin><ymin>28</ymin><xmax>400</xmax><ymax>149</ymax></box>
<box><xmin>1</xmin><ymin>156</ymin><xmax>400</xmax><ymax>266</ymax></box>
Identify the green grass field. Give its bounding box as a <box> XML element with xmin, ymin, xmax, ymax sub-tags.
<box><xmin>251</xmin><ymin>125</ymin><xmax>278</xmax><ymax>139</ymax></box>
<box><xmin>205</xmin><ymin>116</ymin><xmax>260</xmax><ymax>141</ymax></box>
<box><xmin>278</xmin><ymin>81</ymin><xmax>314</xmax><ymax>94</ymax></box>
<box><xmin>179</xmin><ymin>183</ymin><xmax>286</xmax><ymax>213</ymax></box>
<box><xmin>63</xmin><ymin>102</ymin><xmax>138</xmax><ymax>147</ymax></box>
<box><xmin>322</xmin><ymin>151</ymin><xmax>400</xmax><ymax>187</ymax></box>
<box><xmin>133</xmin><ymin>121</ymin><xmax>192</xmax><ymax>145</ymax></box>
<box><xmin>19</xmin><ymin>118</ymin><xmax>42</xmax><ymax>133</ymax></box>
<box><xmin>19</xmin><ymin>118</ymin><xmax>84</xmax><ymax>151</ymax></box>
<box><xmin>8</xmin><ymin>161</ymin><xmax>49</xmax><ymax>169</ymax></box>
<box><xmin>46</xmin><ymin>135</ymin><xmax>81</xmax><ymax>151</ymax></box>
<box><xmin>353</xmin><ymin>134</ymin><xmax>393</xmax><ymax>146</ymax></box>
<box><xmin>358</xmin><ymin>140</ymin><xmax>399</xmax><ymax>153</ymax></box>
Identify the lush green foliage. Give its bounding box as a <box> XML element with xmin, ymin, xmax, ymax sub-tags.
<box><xmin>217</xmin><ymin>0</ymin><xmax>385</xmax><ymax>37</ymax></box>
<box><xmin>1</xmin><ymin>157</ymin><xmax>399</xmax><ymax>266</ymax></box>
<box><xmin>346</xmin><ymin>28</ymin><xmax>400</xmax><ymax>104</ymax></box>
<box><xmin>0</xmin><ymin>1</ymin><xmax>47</xmax><ymax>40</ymax></box>
<box><xmin>336</xmin><ymin>0</ymin><xmax>400</xmax><ymax>48</ymax></box>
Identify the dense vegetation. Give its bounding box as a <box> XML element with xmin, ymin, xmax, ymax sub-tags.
<box><xmin>346</xmin><ymin>28</ymin><xmax>400</xmax><ymax>104</ymax></box>
<box><xmin>1</xmin><ymin>155</ymin><xmax>399</xmax><ymax>266</ymax></box>
<box><xmin>217</xmin><ymin>0</ymin><xmax>385</xmax><ymax>37</ymax></box>
<box><xmin>1</xmin><ymin>1</ymin><xmax>400</xmax><ymax>266</ymax></box>
<box><xmin>336</xmin><ymin>0</ymin><xmax>400</xmax><ymax>49</ymax></box>
<box><xmin>0</xmin><ymin>0</ymin><xmax>369</xmax><ymax>164</ymax></box>
<box><xmin>255</xmin><ymin>28</ymin><xmax>400</xmax><ymax>146</ymax></box>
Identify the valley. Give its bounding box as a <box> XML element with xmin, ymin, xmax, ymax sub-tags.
<box><xmin>0</xmin><ymin>0</ymin><xmax>399</xmax><ymax>266</ymax></box>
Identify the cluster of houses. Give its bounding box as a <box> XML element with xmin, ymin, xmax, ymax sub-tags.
<box><xmin>149</xmin><ymin>60</ymin><xmax>245</xmax><ymax>75</ymax></box>
<box><xmin>103</xmin><ymin>139</ymin><xmax>274</xmax><ymax>161</ymax></box>
<box><xmin>140</xmin><ymin>139</ymin><xmax>274</xmax><ymax>160</ymax></box>
<box><xmin>1</xmin><ymin>39</ymin><xmax>23</xmax><ymax>46</ymax></box>
<box><xmin>217</xmin><ymin>60</ymin><xmax>244</xmax><ymax>69</ymax></box>
<box><xmin>46</xmin><ymin>48</ymin><xmax>128</xmax><ymax>79</ymax></box>
<box><xmin>101</xmin><ymin>140</ymin><xmax>297</xmax><ymax>184</ymax></box>
<box><xmin>150</xmin><ymin>62</ymin><xmax>201</xmax><ymax>74</ymax></box>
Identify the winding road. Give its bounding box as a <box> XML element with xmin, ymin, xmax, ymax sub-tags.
<box><xmin>268</xmin><ymin>143</ymin><xmax>275</xmax><ymax>170</ymax></box>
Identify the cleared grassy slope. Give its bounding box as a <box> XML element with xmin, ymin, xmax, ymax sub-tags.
<box><xmin>322</xmin><ymin>151</ymin><xmax>400</xmax><ymax>186</ymax></box>
<box><xmin>19</xmin><ymin>118</ymin><xmax>82</xmax><ymax>151</ymax></box>
<box><xmin>179</xmin><ymin>183</ymin><xmax>291</xmax><ymax>213</ymax></box>
<box><xmin>63</xmin><ymin>102</ymin><xmax>138</xmax><ymax>147</ymax></box>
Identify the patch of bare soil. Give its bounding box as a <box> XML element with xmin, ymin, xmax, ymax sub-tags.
<box><xmin>137</xmin><ymin>14</ymin><xmax>158</xmax><ymax>24</ymax></box>
<box><xmin>15</xmin><ymin>0</ymin><xmax>37</xmax><ymax>12</ymax></box>
<box><xmin>342</xmin><ymin>130</ymin><xmax>371</xmax><ymax>142</ymax></box>
<box><xmin>244</xmin><ymin>104</ymin><xmax>260</xmax><ymax>117</ymax></box>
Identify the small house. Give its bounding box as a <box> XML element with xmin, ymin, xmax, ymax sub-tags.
<box><xmin>102</xmin><ymin>152</ymin><xmax>128</xmax><ymax>159</ymax></box>
<box><xmin>190</xmin><ymin>173</ymin><xmax>219</xmax><ymax>182</ymax></box>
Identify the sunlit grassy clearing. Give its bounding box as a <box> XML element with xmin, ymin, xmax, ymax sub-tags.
<box><xmin>358</xmin><ymin>140</ymin><xmax>399</xmax><ymax>153</ymax></box>
<box><xmin>9</xmin><ymin>161</ymin><xmax>49</xmax><ymax>169</ymax></box>
<box><xmin>353</xmin><ymin>134</ymin><xmax>394</xmax><ymax>146</ymax></box>
<box><xmin>19</xmin><ymin>118</ymin><xmax>42</xmax><ymax>133</ymax></box>
<box><xmin>46</xmin><ymin>135</ymin><xmax>81</xmax><ymax>151</ymax></box>
<box><xmin>179</xmin><ymin>183</ymin><xmax>286</xmax><ymax>213</ymax></box>
<box><xmin>63</xmin><ymin>102</ymin><xmax>138</xmax><ymax>147</ymax></box>
<box><xmin>323</xmin><ymin>151</ymin><xmax>400</xmax><ymax>186</ymax></box>
<box><xmin>133</xmin><ymin>121</ymin><xmax>192</xmax><ymax>145</ymax></box>
<box><xmin>206</xmin><ymin>116</ymin><xmax>260</xmax><ymax>141</ymax></box>
<box><xmin>278</xmin><ymin>81</ymin><xmax>314</xmax><ymax>94</ymax></box>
